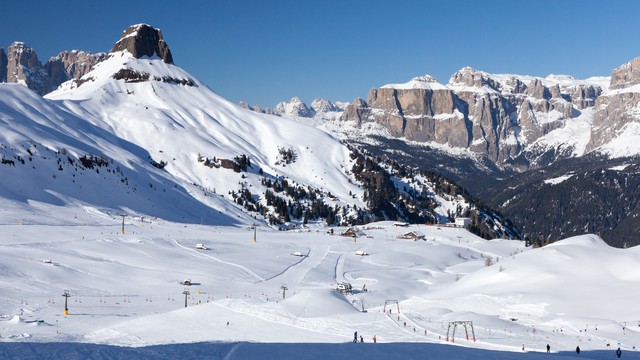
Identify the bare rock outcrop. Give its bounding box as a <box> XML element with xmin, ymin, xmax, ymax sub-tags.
<box><xmin>5</xmin><ymin>42</ymin><xmax>49</xmax><ymax>95</ymax></box>
<box><xmin>341</xmin><ymin>67</ymin><xmax>597</xmax><ymax>167</ymax></box>
<box><xmin>610</xmin><ymin>56</ymin><xmax>640</xmax><ymax>90</ymax></box>
<box><xmin>587</xmin><ymin>57</ymin><xmax>640</xmax><ymax>152</ymax></box>
<box><xmin>111</xmin><ymin>24</ymin><xmax>173</xmax><ymax>64</ymax></box>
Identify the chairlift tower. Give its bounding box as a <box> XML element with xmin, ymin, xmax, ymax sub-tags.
<box><xmin>280</xmin><ymin>284</ymin><xmax>288</xmax><ymax>299</ymax></box>
<box><xmin>62</xmin><ymin>290</ymin><xmax>70</xmax><ymax>315</ymax></box>
<box><xmin>120</xmin><ymin>214</ymin><xmax>126</xmax><ymax>234</ymax></box>
<box><xmin>182</xmin><ymin>288</ymin><xmax>190</xmax><ymax>308</ymax></box>
<box><xmin>352</xmin><ymin>299</ymin><xmax>365</xmax><ymax>312</ymax></box>
<box><xmin>446</xmin><ymin>321</ymin><xmax>476</xmax><ymax>342</ymax></box>
<box><xmin>383</xmin><ymin>299</ymin><xmax>400</xmax><ymax>314</ymax></box>
<box><xmin>252</xmin><ymin>223</ymin><xmax>258</xmax><ymax>243</ymax></box>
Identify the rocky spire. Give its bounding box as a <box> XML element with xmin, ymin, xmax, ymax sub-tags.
<box><xmin>6</xmin><ymin>42</ymin><xmax>49</xmax><ymax>95</ymax></box>
<box><xmin>110</xmin><ymin>24</ymin><xmax>173</xmax><ymax>64</ymax></box>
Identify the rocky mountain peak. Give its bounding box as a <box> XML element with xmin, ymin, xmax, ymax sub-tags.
<box><xmin>5</xmin><ymin>41</ymin><xmax>49</xmax><ymax>95</ymax></box>
<box><xmin>275</xmin><ymin>97</ymin><xmax>315</xmax><ymax>117</ymax></box>
<box><xmin>110</xmin><ymin>24</ymin><xmax>173</xmax><ymax>64</ymax></box>
<box><xmin>311</xmin><ymin>98</ymin><xmax>340</xmax><ymax>113</ymax></box>
<box><xmin>448</xmin><ymin>66</ymin><xmax>500</xmax><ymax>91</ymax></box>
<box><xmin>609</xmin><ymin>56</ymin><xmax>640</xmax><ymax>90</ymax></box>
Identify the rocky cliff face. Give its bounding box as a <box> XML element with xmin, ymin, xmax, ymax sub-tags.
<box><xmin>587</xmin><ymin>56</ymin><xmax>640</xmax><ymax>153</ymax></box>
<box><xmin>341</xmin><ymin>69</ymin><xmax>604</xmax><ymax>167</ymax></box>
<box><xmin>45</xmin><ymin>50</ymin><xmax>106</xmax><ymax>87</ymax></box>
<box><xmin>1</xmin><ymin>41</ymin><xmax>105</xmax><ymax>95</ymax></box>
<box><xmin>610</xmin><ymin>56</ymin><xmax>640</xmax><ymax>90</ymax></box>
<box><xmin>110</xmin><ymin>24</ymin><xmax>173</xmax><ymax>64</ymax></box>
<box><xmin>5</xmin><ymin>42</ymin><xmax>50</xmax><ymax>95</ymax></box>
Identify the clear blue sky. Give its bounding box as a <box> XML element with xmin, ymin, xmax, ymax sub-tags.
<box><xmin>2</xmin><ymin>0</ymin><xmax>640</xmax><ymax>107</ymax></box>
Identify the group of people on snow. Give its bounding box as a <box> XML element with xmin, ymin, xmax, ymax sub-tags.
<box><xmin>353</xmin><ymin>331</ymin><xmax>376</xmax><ymax>343</ymax></box>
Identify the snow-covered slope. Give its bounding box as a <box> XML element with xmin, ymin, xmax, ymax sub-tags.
<box><xmin>0</xmin><ymin>213</ymin><xmax>638</xmax><ymax>359</ymax></box>
<box><xmin>47</xmin><ymin>51</ymin><xmax>362</xmax><ymax>211</ymax></box>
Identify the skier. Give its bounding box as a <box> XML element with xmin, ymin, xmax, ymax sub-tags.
<box><xmin>547</xmin><ymin>344</ymin><xmax>550</xmax><ymax>353</ymax></box>
<box><xmin>616</xmin><ymin>347</ymin><xmax>622</xmax><ymax>358</ymax></box>
<box><xmin>360</xmin><ymin>335</ymin><xmax>364</xmax><ymax>343</ymax></box>
<box><xmin>373</xmin><ymin>335</ymin><xmax>377</xmax><ymax>343</ymax></box>
<box><xmin>353</xmin><ymin>331</ymin><xmax>358</xmax><ymax>343</ymax></box>
<box><xmin>576</xmin><ymin>346</ymin><xmax>580</xmax><ymax>354</ymax></box>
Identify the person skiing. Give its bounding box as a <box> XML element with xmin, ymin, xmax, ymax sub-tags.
<box><xmin>547</xmin><ymin>344</ymin><xmax>550</xmax><ymax>353</ymax></box>
<box><xmin>360</xmin><ymin>335</ymin><xmax>363</xmax><ymax>343</ymax></box>
<box><xmin>353</xmin><ymin>331</ymin><xmax>358</xmax><ymax>343</ymax></box>
<box><xmin>576</xmin><ymin>346</ymin><xmax>580</xmax><ymax>354</ymax></box>
<box><xmin>616</xmin><ymin>347</ymin><xmax>622</xmax><ymax>358</ymax></box>
<box><xmin>373</xmin><ymin>335</ymin><xmax>377</xmax><ymax>343</ymax></box>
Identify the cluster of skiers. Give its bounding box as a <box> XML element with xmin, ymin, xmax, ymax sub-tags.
<box><xmin>353</xmin><ymin>331</ymin><xmax>376</xmax><ymax>343</ymax></box>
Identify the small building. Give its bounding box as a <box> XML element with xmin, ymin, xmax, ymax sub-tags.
<box><xmin>195</xmin><ymin>243</ymin><xmax>207</xmax><ymax>250</ymax></box>
<box><xmin>341</xmin><ymin>227</ymin><xmax>364</xmax><ymax>238</ymax></box>
<box><xmin>183</xmin><ymin>279</ymin><xmax>192</xmax><ymax>286</ymax></box>
<box><xmin>455</xmin><ymin>217</ymin><xmax>472</xmax><ymax>228</ymax></box>
<box><xmin>355</xmin><ymin>250</ymin><xmax>368</xmax><ymax>256</ymax></box>
<box><xmin>337</xmin><ymin>282</ymin><xmax>353</xmax><ymax>294</ymax></box>
<box><xmin>393</xmin><ymin>222</ymin><xmax>409</xmax><ymax>227</ymax></box>
<box><xmin>398</xmin><ymin>231</ymin><xmax>426</xmax><ymax>241</ymax></box>
<box><xmin>291</xmin><ymin>251</ymin><xmax>306</xmax><ymax>257</ymax></box>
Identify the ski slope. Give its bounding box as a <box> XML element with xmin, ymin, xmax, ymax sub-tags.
<box><xmin>0</xmin><ymin>205</ymin><xmax>638</xmax><ymax>359</ymax></box>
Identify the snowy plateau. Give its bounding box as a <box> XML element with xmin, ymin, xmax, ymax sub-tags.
<box><xmin>0</xmin><ymin>24</ymin><xmax>639</xmax><ymax>359</ymax></box>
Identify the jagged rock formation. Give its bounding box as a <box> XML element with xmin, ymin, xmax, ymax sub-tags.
<box><xmin>341</xmin><ymin>70</ymin><xmax>604</xmax><ymax>168</ymax></box>
<box><xmin>238</xmin><ymin>102</ymin><xmax>277</xmax><ymax>115</ymax></box>
<box><xmin>610</xmin><ymin>56</ymin><xmax>640</xmax><ymax>90</ymax></box>
<box><xmin>45</xmin><ymin>50</ymin><xmax>106</xmax><ymax>87</ymax></box>
<box><xmin>311</xmin><ymin>98</ymin><xmax>341</xmax><ymax>113</ymax></box>
<box><xmin>5</xmin><ymin>42</ymin><xmax>50</xmax><ymax>95</ymax></box>
<box><xmin>1</xmin><ymin>42</ymin><xmax>105</xmax><ymax>95</ymax></box>
<box><xmin>110</xmin><ymin>24</ymin><xmax>173</xmax><ymax>64</ymax></box>
<box><xmin>587</xmin><ymin>56</ymin><xmax>640</xmax><ymax>153</ymax></box>
<box><xmin>242</xmin><ymin>97</ymin><xmax>343</xmax><ymax>118</ymax></box>
<box><xmin>274</xmin><ymin>96</ymin><xmax>315</xmax><ymax>117</ymax></box>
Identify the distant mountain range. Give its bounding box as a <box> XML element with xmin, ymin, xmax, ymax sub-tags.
<box><xmin>247</xmin><ymin>53</ymin><xmax>640</xmax><ymax>247</ymax></box>
<box><xmin>0</xmin><ymin>24</ymin><xmax>518</xmax><ymax>240</ymax></box>
<box><xmin>5</xmin><ymin>23</ymin><xmax>640</xmax><ymax>246</ymax></box>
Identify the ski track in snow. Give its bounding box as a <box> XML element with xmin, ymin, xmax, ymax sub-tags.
<box><xmin>171</xmin><ymin>238</ymin><xmax>264</xmax><ymax>282</ymax></box>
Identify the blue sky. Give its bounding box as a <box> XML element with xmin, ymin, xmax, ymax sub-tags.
<box><xmin>2</xmin><ymin>0</ymin><xmax>640</xmax><ymax>107</ymax></box>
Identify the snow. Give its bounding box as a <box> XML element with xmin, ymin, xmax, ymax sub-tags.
<box><xmin>544</xmin><ymin>174</ymin><xmax>574</xmax><ymax>185</ymax></box>
<box><xmin>1</xmin><ymin>44</ymin><xmax>639</xmax><ymax>359</ymax></box>
<box><xmin>596</xmin><ymin>122</ymin><xmax>640</xmax><ymax>157</ymax></box>
<box><xmin>0</xmin><ymin>208</ymin><xmax>639</xmax><ymax>359</ymax></box>
<box><xmin>381</xmin><ymin>75</ymin><xmax>449</xmax><ymax>91</ymax></box>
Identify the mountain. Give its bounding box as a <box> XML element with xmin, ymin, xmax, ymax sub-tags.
<box><xmin>0</xmin><ymin>41</ymin><xmax>104</xmax><ymax>95</ymax></box>
<box><xmin>0</xmin><ymin>24</ymin><xmax>517</xmax><ymax>239</ymax></box>
<box><xmin>274</xmin><ymin>96</ymin><xmax>316</xmax><ymax>117</ymax></box>
<box><xmin>327</xmin><ymin>55</ymin><xmax>640</xmax><ymax>247</ymax></box>
<box><xmin>241</xmin><ymin>97</ymin><xmax>345</xmax><ymax>119</ymax></box>
<box><xmin>339</xmin><ymin>70</ymin><xmax>609</xmax><ymax>170</ymax></box>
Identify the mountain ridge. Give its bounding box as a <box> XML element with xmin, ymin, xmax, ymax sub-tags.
<box><xmin>0</xmin><ymin>24</ymin><xmax>518</xmax><ymax>239</ymax></box>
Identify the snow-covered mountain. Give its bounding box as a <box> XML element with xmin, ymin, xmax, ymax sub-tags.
<box><xmin>0</xmin><ymin>24</ymin><xmax>516</xmax><ymax>238</ymax></box>
<box><xmin>242</xmin><ymin>97</ymin><xmax>346</xmax><ymax>121</ymax></box>
<box><xmin>338</xmin><ymin>69</ymin><xmax>613</xmax><ymax>170</ymax></box>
